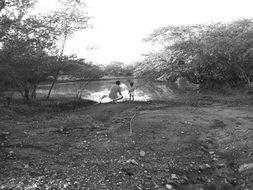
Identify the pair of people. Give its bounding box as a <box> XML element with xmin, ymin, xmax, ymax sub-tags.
<box><xmin>108</xmin><ymin>80</ymin><xmax>135</xmax><ymax>103</ymax></box>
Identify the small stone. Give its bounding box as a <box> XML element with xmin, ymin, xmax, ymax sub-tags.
<box><xmin>140</xmin><ymin>150</ymin><xmax>145</xmax><ymax>157</ymax></box>
<box><xmin>24</xmin><ymin>164</ymin><xmax>29</xmax><ymax>168</ymax></box>
<box><xmin>171</xmin><ymin>174</ymin><xmax>178</xmax><ymax>179</ymax></box>
<box><xmin>2</xmin><ymin>132</ymin><xmax>10</xmax><ymax>135</ymax></box>
<box><xmin>146</xmin><ymin>174</ymin><xmax>152</xmax><ymax>179</ymax></box>
<box><xmin>209</xmin><ymin>151</ymin><xmax>215</xmax><ymax>154</ymax></box>
<box><xmin>182</xmin><ymin>175</ymin><xmax>189</xmax><ymax>181</ymax></box>
<box><xmin>239</xmin><ymin>163</ymin><xmax>253</xmax><ymax>173</ymax></box>
<box><xmin>165</xmin><ymin>184</ymin><xmax>173</xmax><ymax>189</ymax></box>
<box><xmin>126</xmin><ymin>159</ymin><xmax>138</xmax><ymax>165</ymax></box>
<box><xmin>205</xmin><ymin>164</ymin><xmax>211</xmax><ymax>168</ymax></box>
<box><xmin>9</xmin><ymin>150</ymin><xmax>14</xmax><ymax>154</ymax></box>
<box><xmin>217</xmin><ymin>162</ymin><xmax>226</xmax><ymax>168</ymax></box>
<box><xmin>199</xmin><ymin>164</ymin><xmax>211</xmax><ymax>170</ymax></box>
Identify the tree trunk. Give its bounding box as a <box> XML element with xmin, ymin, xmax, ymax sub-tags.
<box><xmin>46</xmin><ymin>72</ymin><xmax>58</xmax><ymax>100</ymax></box>
<box><xmin>46</xmin><ymin>26</ymin><xmax>68</xmax><ymax>100</ymax></box>
<box><xmin>31</xmin><ymin>83</ymin><xmax>37</xmax><ymax>99</ymax></box>
<box><xmin>24</xmin><ymin>87</ymin><xmax>29</xmax><ymax>101</ymax></box>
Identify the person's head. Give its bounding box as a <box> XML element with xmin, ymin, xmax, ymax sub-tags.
<box><xmin>116</xmin><ymin>80</ymin><xmax>120</xmax><ymax>85</ymax></box>
<box><xmin>130</xmin><ymin>82</ymin><xmax>134</xmax><ymax>86</ymax></box>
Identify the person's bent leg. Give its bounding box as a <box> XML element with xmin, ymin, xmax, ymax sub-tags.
<box><xmin>115</xmin><ymin>95</ymin><xmax>123</xmax><ymax>101</ymax></box>
<box><xmin>113</xmin><ymin>95</ymin><xmax>123</xmax><ymax>103</ymax></box>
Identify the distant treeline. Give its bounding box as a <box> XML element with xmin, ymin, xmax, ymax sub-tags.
<box><xmin>101</xmin><ymin>61</ymin><xmax>135</xmax><ymax>77</ymax></box>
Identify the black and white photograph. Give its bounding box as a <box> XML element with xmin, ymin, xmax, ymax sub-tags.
<box><xmin>0</xmin><ymin>0</ymin><xmax>253</xmax><ymax>189</ymax></box>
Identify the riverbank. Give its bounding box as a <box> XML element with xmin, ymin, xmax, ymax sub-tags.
<box><xmin>0</xmin><ymin>93</ymin><xmax>253</xmax><ymax>189</ymax></box>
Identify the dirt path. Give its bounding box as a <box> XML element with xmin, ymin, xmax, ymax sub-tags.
<box><xmin>0</xmin><ymin>100</ymin><xmax>253</xmax><ymax>189</ymax></box>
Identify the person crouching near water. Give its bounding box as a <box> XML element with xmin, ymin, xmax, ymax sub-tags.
<box><xmin>109</xmin><ymin>80</ymin><xmax>123</xmax><ymax>103</ymax></box>
<box><xmin>128</xmin><ymin>82</ymin><xmax>135</xmax><ymax>101</ymax></box>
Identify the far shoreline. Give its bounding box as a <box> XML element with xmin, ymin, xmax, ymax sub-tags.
<box><xmin>38</xmin><ymin>76</ymin><xmax>137</xmax><ymax>87</ymax></box>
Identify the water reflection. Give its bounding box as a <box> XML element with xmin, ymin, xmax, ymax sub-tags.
<box><xmin>38</xmin><ymin>78</ymin><xmax>195</xmax><ymax>102</ymax></box>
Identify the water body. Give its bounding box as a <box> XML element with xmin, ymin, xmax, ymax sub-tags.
<box><xmin>38</xmin><ymin>78</ymin><xmax>196</xmax><ymax>102</ymax></box>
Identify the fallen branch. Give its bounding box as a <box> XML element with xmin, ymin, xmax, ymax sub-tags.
<box><xmin>129</xmin><ymin>105</ymin><xmax>142</xmax><ymax>136</ymax></box>
<box><xmin>129</xmin><ymin>112</ymin><xmax>137</xmax><ymax>136</ymax></box>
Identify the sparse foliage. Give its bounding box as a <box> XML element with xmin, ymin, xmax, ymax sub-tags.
<box><xmin>0</xmin><ymin>0</ymin><xmax>37</xmax><ymax>39</ymax></box>
<box><xmin>45</xmin><ymin>0</ymin><xmax>91</xmax><ymax>99</ymax></box>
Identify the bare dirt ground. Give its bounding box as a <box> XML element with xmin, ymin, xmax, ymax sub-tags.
<box><xmin>0</xmin><ymin>95</ymin><xmax>253</xmax><ymax>190</ymax></box>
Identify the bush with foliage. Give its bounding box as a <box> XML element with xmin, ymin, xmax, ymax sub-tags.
<box><xmin>0</xmin><ymin>0</ymin><xmax>97</xmax><ymax>101</ymax></box>
<box><xmin>136</xmin><ymin>19</ymin><xmax>253</xmax><ymax>89</ymax></box>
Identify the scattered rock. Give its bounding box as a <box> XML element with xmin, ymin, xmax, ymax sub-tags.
<box><xmin>171</xmin><ymin>174</ymin><xmax>178</xmax><ymax>180</ymax></box>
<box><xmin>165</xmin><ymin>184</ymin><xmax>173</xmax><ymax>189</ymax></box>
<box><xmin>180</xmin><ymin>121</ymin><xmax>193</xmax><ymax>125</ymax></box>
<box><xmin>116</xmin><ymin>182</ymin><xmax>123</xmax><ymax>186</ymax></box>
<box><xmin>140</xmin><ymin>150</ymin><xmax>145</xmax><ymax>157</ymax></box>
<box><xmin>56</xmin><ymin>127</ymin><xmax>70</xmax><ymax>134</ymax></box>
<box><xmin>145</xmin><ymin>174</ymin><xmax>152</xmax><ymax>179</ymax></box>
<box><xmin>205</xmin><ymin>164</ymin><xmax>211</xmax><ymax>168</ymax></box>
<box><xmin>1</xmin><ymin>132</ymin><xmax>10</xmax><ymax>135</ymax></box>
<box><xmin>238</xmin><ymin>163</ymin><xmax>253</xmax><ymax>173</ymax></box>
<box><xmin>126</xmin><ymin>159</ymin><xmax>138</xmax><ymax>165</ymax></box>
<box><xmin>199</xmin><ymin>164</ymin><xmax>211</xmax><ymax>170</ymax></box>
<box><xmin>217</xmin><ymin>161</ymin><xmax>226</xmax><ymax>168</ymax></box>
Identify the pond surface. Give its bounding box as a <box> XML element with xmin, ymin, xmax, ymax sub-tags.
<box><xmin>38</xmin><ymin>78</ymin><xmax>197</xmax><ymax>102</ymax></box>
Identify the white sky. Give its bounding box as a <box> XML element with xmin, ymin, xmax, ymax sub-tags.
<box><xmin>35</xmin><ymin>0</ymin><xmax>253</xmax><ymax>65</ymax></box>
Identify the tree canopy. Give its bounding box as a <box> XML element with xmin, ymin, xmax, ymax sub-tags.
<box><xmin>0</xmin><ymin>0</ymin><xmax>98</xmax><ymax>101</ymax></box>
<box><xmin>136</xmin><ymin>19</ymin><xmax>253</xmax><ymax>89</ymax></box>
